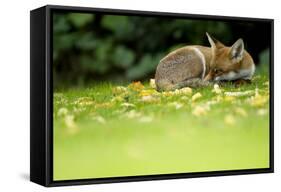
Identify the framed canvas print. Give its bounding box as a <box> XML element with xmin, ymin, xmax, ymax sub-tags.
<box><xmin>30</xmin><ymin>5</ymin><xmax>274</xmax><ymax>187</ymax></box>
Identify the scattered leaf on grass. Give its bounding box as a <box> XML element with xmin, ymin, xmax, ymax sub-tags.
<box><xmin>214</xmin><ymin>95</ymin><xmax>223</xmax><ymax>102</ymax></box>
<box><xmin>192</xmin><ymin>105</ymin><xmax>208</xmax><ymax>116</ymax></box>
<box><xmin>74</xmin><ymin>97</ymin><xmax>94</xmax><ymax>106</ymax></box>
<box><xmin>150</xmin><ymin>79</ymin><xmax>156</xmax><ymax>89</ymax></box>
<box><xmin>139</xmin><ymin>89</ymin><xmax>158</xmax><ymax>97</ymax></box>
<box><xmin>128</xmin><ymin>81</ymin><xmax>145</xmax><ymax>91</ymax></box>
<box><xmin>192</xmin><ymin>92</ymin><xmax>202</xmax><ymax>102</ymax></box>
<box><xmin>224</xmin><ymin>90</ymin><xmax>254</xmax><ymax>97</ymax></box>
<box><xmin>180</xmin><ymin>96</ymin><xmax>189</xmax><ymax>101</ymax></box>
<box><xmin>138</xmin><ymin>116</ymin><xmax>153</xmax><ymax>123</ymax></box>
<box><xmin>73</xmin><ymin>107</ymin><xmax>86</xmax><ymax>114</ymax></box>
<box><xmin>140</xmin><ymin>95</ymin><xmax>159</xmax><ymax>103</ymax></box>
<box><xmin>224</xmin><ymin>114</ymin><xmax>236</xmax><ymax>126</ymax></box>
<box><xmin>224</xmin><ymin>96</ymin><xmax>235</xmax><ymax>102</ymax></box>
<box><xmin>168</xmin><ymin>102</ymin><xmax>183</xmax><ymax>110</ymax></box>
<box><xmin>162</xmin><ymin>91</ymin><xmax>174</xmax><ymax>96</ymax></box>
<box><xmin>111</xmin><ymin>96</ymin><xmax>125</xmax><ymax>103</ymax></box>
<box><xmin>257</xmin><ymin>109</ymin><xmax>268</xmax><ymax>116</ymax></box>
<box><xmin>124</xmin><ymin>110</ymin><xmax>142</xmax><ymax>119</ymax></box>
<box><xmin>212</xmin><ymin>84</ymin><xmax>222</xmax><ymax>94</ymax></box>
<box><xmin>64</xmin><ymin>115</ymin><xmax>79</xmax><ymax>135</ymax></box>
<box><xmin>92</xmin><ymin>115</ymin><xmax>106</xmax><ymax>124</ymax></box>
<box><xmin>263</xmin><ymin>81</ymin><xmax>269</xmax><ymax>87</ymax></box>
<box><xmin>57</xmin><ymin>107</ymin><xmax>68</xmax><ymax>117</ymax></box>
<box><xmin>121</xmin><ymin>102</ymin><xmax>136</xmax><ymax>108</ymax></box>
<box><xmin>174</xmin><ymin>87</ymin><xmax>193</xmax><ymax>95</ymax></box>
<box><xmin>95</xmin><ymin>102</ymin><xmax>114</xmax><ymax>109</ymax></box>
<box><xmin>248</xmin><ymin>94</ymin><xmax>268</xmax><ymax>107</ymax></box>
<box><xmin>235</xmin><ymin>107</ymin><xmax>248</xmax><ymax>117</ymax></box>
<box><xmin>112</xmin><ymin>86</ymin><xmax>127</xmax><ymax>95</ymax></box>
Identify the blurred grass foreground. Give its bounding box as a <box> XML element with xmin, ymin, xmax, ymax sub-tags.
<box><xmin>53</xmin><ymin>75</ymin><xmax>270</xmax><ymax>180</ymax></box>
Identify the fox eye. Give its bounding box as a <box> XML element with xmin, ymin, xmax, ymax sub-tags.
<box><xmin>213</xmin><ymin>68</ymin><xmax>223</xmax><ymax>75</ymax></box>
<box><xmin>213</xmin><ymin>68</ymin><xmax>219</xmax><ymax>73</ymax></box>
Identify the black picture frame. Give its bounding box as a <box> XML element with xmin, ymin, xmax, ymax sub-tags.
<box><xmin>30</xmin><ymin>4</ymin><xmax>274</xmax><ymax>187</ymax></box>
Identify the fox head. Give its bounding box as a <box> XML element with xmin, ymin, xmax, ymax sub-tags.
<box><xmin>204</xmin><ymin>32</ymin><xmax>255</xmax><ymax>82</ymax></box>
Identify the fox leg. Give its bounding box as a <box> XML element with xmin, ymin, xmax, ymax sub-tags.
<box><xmin>175</xmin><ymin>78</ymin><xmax>213</xmax><ymax>89</ymax></box>
<box><xmin>156</xmin><ymin>78</ymin><xmax>213</xmax><ymax>91</ymax></box>
<box><xmin>233</xmin><ymin>79</ymin><xmax>252</xmax><ymax>86</ymax></box>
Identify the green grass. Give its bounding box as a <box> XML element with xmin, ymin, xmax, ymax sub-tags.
<box><xmin>53</xmin><ymin>74</ymin><xmax>270</xmax><ymax>181</ymax></box>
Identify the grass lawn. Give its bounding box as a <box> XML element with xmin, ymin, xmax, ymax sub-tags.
<box><xmin>53</xmin><ymin>74</ymin><xmax>270</xmax><ymax>181</ymax></box>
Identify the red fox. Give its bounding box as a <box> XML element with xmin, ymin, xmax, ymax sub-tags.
<box><xmin>155</xmin><ymin>32</ymin><xmax>255</xmax><ymax>91</ymax></box>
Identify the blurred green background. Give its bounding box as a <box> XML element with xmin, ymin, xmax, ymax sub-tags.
<box><xmin>53</xmin><ymin>12</ymin><xmax>270</xmax><ymax>89</ymax></box>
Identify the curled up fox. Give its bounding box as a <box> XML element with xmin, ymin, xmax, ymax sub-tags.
<box><xmin>155</xmin><ymin>33</ymin><xmax>255</xmax><ymax>91</ymax></box>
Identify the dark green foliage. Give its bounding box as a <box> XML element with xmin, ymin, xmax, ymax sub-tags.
<box><xmin>53</xmin><ymin>12</ymin><xmax>270</xmax><ymax>88</ymax></box>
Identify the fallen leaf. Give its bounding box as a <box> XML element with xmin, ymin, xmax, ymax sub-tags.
<box><xmin>257</xmin><ymin>109</ymin><xmax>268</xmax><ymax>116</ymax></box>
<box><xmin>192</xmin><ymin>92</ymin><xmax>202</xmax><ymax>102</ymax></box>
<box><xmin>95</xmin><ymin>102</ymin><xmax>114</xmax><ymax>109</ymax></box>
<box><xmin>139</xmin><ymin>89</ymin><xmax>158</xmax><ymax>97</ymax></box>
<box><xmin>212</xmin><ymin>83</ymin><xmax>222</xmax><ymax>94</ymax></box>
<box><xmin>174</xmin><ymin>87</ymin><xmax>193</xmax><ymax>95</ymax></box>
<box><xmin>224</xmin><ymin>114</ymin><xmax>236</xmax><ymax>125</ymax></box>
<box><xmin>162</xmin><ymin>91</ymin><xmax>174</xmax><ymax>96</ymax></box>
<box><xmin>150</xmin><ymin>79</ymin><xmax>156</xmax><ymax>89</ymax></box>
<box><xmin>111</xmin><ymin>95</ymin><xmax>125</xmax><ymax>102</ymax></box>
<box><xmin>168</xmin><ymin>102</ymin><xmax>183</xmax><ymax>110</ymax></box>
<box><xmin>224</xmin><ymin>90</ymin><xmax>254</xmax><ymax>97</ymax></box>
<box><xmin>74</xmin><ymin>97</ymin><xmax>94</xmax><ymax>106</ymax></box>
<box><xmin>121</xmin><ymin>102</ymin><xmax>136</xmax><ymax>108</ymax></box>
<box><xmin>263</xmin><ymin>81</ymin><xmax>269</xmax><ymax>87</ymax></box>
<box><xmin>92</xmin><ymin>115</ymin><xmax>106</xmax><ymax>124</ymax></box>
<box><xmin>57</xmin><ymin>107</ymin><xmax>68</xmax><ymax>117</ymax></box>
<box><xmin>64</xmin><ymin>115</ymin><xmax>79</xmax><ymax>135</ymax></box>
<box><xmin>138</xmin><ymin>116</ymin><xmax>153</xmax><ymax>123</ymax></box>
<box><xmin>224</xmin><ymin>96</ymin><xmax>236</xmax><ymax>102</ymax></box>
<box><xmin>112</xmin><ymin>86</ymin><xmax>127</xmax><ymax>95</ymax></box>
<box><xmin>140</xmin><ymin>95</ymin><xmax>159</xmax><ymax>103</ymax></box>
<box><xmin>124</xmin><ymin>110</ymin><xmax>142</xmax><ymax>119</ymax></box>
<box><xmin>235</xmin><ymin>107</ymin><xmax>248</xmax><ymax>117</ymax></box>
<box><xmin>128</xmin><ymin>81</ymin><xmax>145</xmax><ymax>91</ymax></box>
<box><xmin>192</xmin><ymin>105</ymin><xmax>207</xmax><ymax>116</ymax></box>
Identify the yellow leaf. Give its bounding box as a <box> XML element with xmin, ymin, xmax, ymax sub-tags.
<box><xmin>224</xmin><ymin>114</ymin><xmax>236</xmax><ymax>125</ymax></box>
<box><xmin>128</xmin><ymin>81</ymin><xmax>145</xmax><ymax>91</ymax></box>
<box><xmin>138</xmin><ymin>116</ymin><xmax>153</xmax><ymax>123</ymax></box>
<box><xmin>112</xmin><ymin>86</ymin><xmax>127</xmax><ymax>95</ymax></box>
<box><xmin>257</xmin><ymin>109</ymin><xmax>268</xmax><ymax>116</ymax></box>
<box><xmin>121</xmin><ymin>102</ymin><xmax>136</xmax><ymax>108</ymax></box>
<box><xmin>168</xmin><ymin>102</ymin><xmax>183</xmax><ymax>110</ymax></box>
<box><xmin>212</xmin><ymin>83</ymin><xmax>222</xmax><ymax>94</ymax></box>
<box><xmin>64</xmin><ymin>115</ymin><xmax>79</xmax><ymax>135</ymax></box>
<box><xmin>175</xmin><ymin>87</ymin><xmax>193</xmax><ymax>95</ymax></box>
<box><xmin>74</xmin><ymin>97</ymin><xmax>94</xmax><ymax>106</ymax></box>
<box><xmin>139</xmin><ymin>89</ymin><xmax>157</xmax><ymax>97</ymax></box>
<box><xmin>224</xmin><ymin>96</ymin><xmax>235</xmax><ymax>102</ymax></box>
<box><xmin>192</xmin><ymin>92</ymin><xmax>202</xmax><ymax>102</ymax></box>
<box><xmin>235</xmin><ymin>107</ymin><xmax>248</xmax><ymax>117</ymax></box>
<box><xmin>57</xmin><ymin>107</ymin><xmax>68</xmax><ymax>117</ymax></box>
<box><xmin>150</xmin><ymin>79</ymin><xmax>156</xmax><ymax>89</ymax></box>
<box><xmin>92</xmin><ymin>115</ymin><xmax>106</xmax><ymax>124</ymax></box>
<box><xmin>140</xmin><ymin>95</ymin><xmax>159</xmax><ymax>103</ymax></box>
<box><xmin>224</xmin><ymin>90</ymin><xmax>254</xmax><ymax>97</ymax></box>
<box><xmin>192</xmin><ymin>105</ymin><xmax>207</xmax><ymax>116</ymax></box>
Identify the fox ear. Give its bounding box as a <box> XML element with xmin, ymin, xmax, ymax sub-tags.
<box><xmin>206</xmin><ymin>32</ymin><xmax>225</xmax><ymax>49</ymax></box>
<box><xmin>206</xmin><ymin>32</ymin><xmax>224</xmax><ymax>67</ymax></box>
<box><xmin>230</xmin><ymin>38</ymin><xmax>244</xmax><ymax>63</ymax></box>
